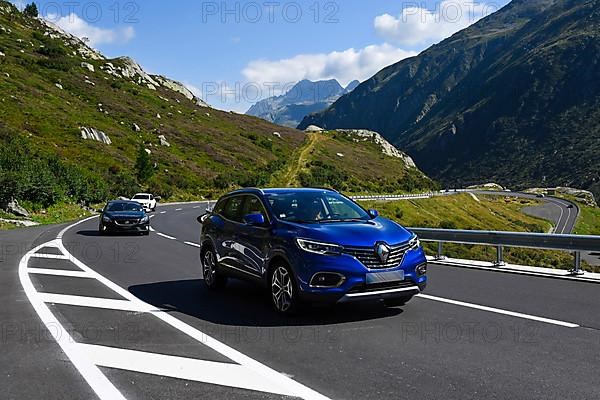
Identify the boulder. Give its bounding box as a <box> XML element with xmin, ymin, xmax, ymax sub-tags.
<box><xmin>272</xmin><ymin>132</ymin><xmax>281</xmax><ymax>138</ymax></box>
<box><xmin>55</xmin><ymin>83</ymin><xmax>63</xmax><ymax>90</ymax></box>
<box><xmin>0</xmin><ymin>51</ymin><xmax>5</xmax><ymax>57</ymax></box>
<box><xmin>158</xmin><ymin>135</ymin><xmax>170</xmax><ymax>147</ymax></box>
<box><xmin>145</xmin><ymin>148</ymin><xmax>152</xmax><ymax>155</ymax></box>
<box><xmin>336</xmin><ymin>153</ymin><xmax>345</xmax><ymax>158</ymax></box>
<box><xmin>132</xmin><ymin>123</ymin><xmax>141</xmax><ymax>132</ymax></box>
<box><xmin>6</xmin><ymin>199</ymin><xmax>29</xmax><ymax>217</ymax></box>
<box><xmin>81</xmin><ymin>62</ymin><xmax>95</xmax><ymax>72</ymax></box>
<box><xmin>80</xmin><ymin>127</ymin><xmax>112</xmax><ymax>145</ymax></box>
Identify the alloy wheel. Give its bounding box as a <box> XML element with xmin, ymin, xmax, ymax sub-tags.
<box><xmin>271</xmin><ymin>266</ymin><xmax>293</xmax><ymax>313</ymax></box>
<box><xmin>203</xmin><ymin>250</ymin><xmax>216</xmax><ymax>286</ymax></box>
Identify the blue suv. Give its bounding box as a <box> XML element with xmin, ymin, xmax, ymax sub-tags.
<box><xmin>199</xmin><ymin>188</ymin><xmax>427</xmax><ymax>314</ymax></box>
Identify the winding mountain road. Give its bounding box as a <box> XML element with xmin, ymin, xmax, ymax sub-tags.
<box><xmin>2</xmin><ymin>203</ymin><xmax>599</xmax><ymax>400</ymax></box>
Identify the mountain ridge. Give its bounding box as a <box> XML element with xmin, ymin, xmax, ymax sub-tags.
<box><xmin>246</xmin><ymin>79</ymin><xmax>359</xmax><ymax>128</ymax></box>
<box><xmin>299</xmin><ymin>0</ymin><xmax>600</xmax><ymax>197</ymax></box>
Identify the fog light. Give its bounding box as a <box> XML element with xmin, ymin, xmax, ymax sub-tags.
<box><xmin>416</xmin><ymin>264</ymin><xmax>427</xmax><ymax>276</ymax></box>
<box><xmin>310</xmin><ymin>272</ymin><xmax>345</xmax><ymax>288</ymax></box>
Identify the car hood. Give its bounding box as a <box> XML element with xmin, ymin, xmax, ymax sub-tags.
<box><xmin>105</xmin><ymin>211</ymin><xmax>144</xmax><ymax>219</ymax></box>
<box><xmin>282</xmin><ymin>217</ymin><xmax>413</xmax><ymax>247</ymax></box>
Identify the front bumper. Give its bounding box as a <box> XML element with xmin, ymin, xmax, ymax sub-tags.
<box><xmin>102</xmin><ymin>220</ymin><xmax>150</xmax><ymax>233</ymax></box>
<box><xmin>293</xmin><ymin>247</ymin><xmax>428</xmax><ymax>304</ymax></box>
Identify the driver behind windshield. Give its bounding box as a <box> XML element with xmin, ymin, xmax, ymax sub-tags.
<box><xmin>297</xmin><ymin>197</ymin><xmax>325</xmax><ymax>221</ymax></box>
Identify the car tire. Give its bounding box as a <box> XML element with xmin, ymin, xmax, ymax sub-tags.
<box><xmin>98</xmin><ymin>223</ymin><xmax>106</xmax><ymax>236</ymax></box>
<box><xmin>202</xmin><ymin>247</ymin><xmax>227</xmax><ymax>290</ymax></box>
<box><xmin>384</xmin><ymin>295</ymin><xmax>413</xmax><ymax>308</ymax></box>
<box><xmin>269</xmin><ymin>263</ymin><xmax>299</xmax><ymax>315</ymax></box>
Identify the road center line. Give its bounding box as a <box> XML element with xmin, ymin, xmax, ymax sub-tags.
<box><xmin>156</xmin><ymin>232</ymin><xmax>176</xmax><ymax>240</ymax></box>
<box><xmin>416</xmin><ymin>294</ymin><xmax>580</xmax><ymax>328</ymax></box>
<box><xmin>184</xmin><ymin>242</ymin><xmax>201</xmax><ymax>248</ymax></box>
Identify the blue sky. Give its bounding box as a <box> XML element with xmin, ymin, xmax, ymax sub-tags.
<box><xmin>12</xmin><ymin>0</ymin><xmax>510</xmax><ymax>111</ymax></box>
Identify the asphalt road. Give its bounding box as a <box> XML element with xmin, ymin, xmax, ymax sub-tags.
<box><xmin>470</xmin><ymin>191</ymin><xmax>579</xmax><ymax>234</ymax></box>
<box><xmin>3</xmin><ymin>203</ymin><xmax>600</xmax><ymax>399</ymax></box>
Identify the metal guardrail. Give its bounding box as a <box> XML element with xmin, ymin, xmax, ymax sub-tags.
<box><xmin>352</xmin><ymin>193</ymin><xmax>438</xmax><ymax>201</ymax></box>
<box><xmin>410</xmin><ymin>228</ymin><xmax>600</xmax><ymax>275</ymax></box>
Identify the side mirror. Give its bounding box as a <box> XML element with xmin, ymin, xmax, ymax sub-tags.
<box><xmin>368</xmin><ymin>209</ymin><xmax>379</xmax><ymax>218</ymax></box>
<box><xmin>197</xmin><ymin>214</ymin><xmax>206</xmax><ymax>224</ymax></box>
<box><xmin>155</xmin><ymin>196</ymin><xmax>162</xmax><ymax>202</ymax></box>
<box><xmin>243</xmin><ymin>213</ymin><xmax>265</xmax><ymax>226</ymax></box>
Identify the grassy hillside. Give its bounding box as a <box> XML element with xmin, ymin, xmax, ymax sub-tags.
<box><xmin>0</xmin><ymin>1</ymin><xmax>435</xmax><ymax>217</ymax></box>
<box><xmin>270</xmin><ymin>130</ymin><xmax>435</xmax><ymax>194</ymax></box>
<box><xmin>364</xmin><ymin>194</ymin><xmax>596</xmax><ymax>271</ymax></box>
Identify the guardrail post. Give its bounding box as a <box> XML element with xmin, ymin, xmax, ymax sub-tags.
<box><xmin>570</xmin><ymin>251</ymin><xmax>584</xmax><ymax>275</ymax></box>
<box><xmin>495</xmin><ymin>246</ymin><xmax>505</xmax><ymax>267</ymax></box>
<box><xmin>435</xmin><ymin>242</ymin><xmax>445</xmax><ymax>260</ymax></box>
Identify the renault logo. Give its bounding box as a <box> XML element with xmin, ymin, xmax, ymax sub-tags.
<box><xmin>375</xmin><ymin>243</ymin><xmax>391</xmax><ymax>263</ymax></box>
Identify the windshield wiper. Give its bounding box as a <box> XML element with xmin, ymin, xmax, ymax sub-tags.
<box><xmin>317</xmin><ymin>218</ymin><xmax>365</xmax><ymax>223</ymax></box>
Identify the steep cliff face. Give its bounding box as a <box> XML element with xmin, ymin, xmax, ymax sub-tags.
<box><xmin>300</xmin><ymin>0</ymin><xmax>600</xmax><ymax>196</ymax></box>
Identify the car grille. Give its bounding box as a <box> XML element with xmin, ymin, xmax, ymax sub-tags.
<box><xmin>348</xmin><ymin>280</ymin><xmax>416</xmax><ymax>294</ymax></box>
<box><xmin>344</xmin><ymin>242</ymin><xmax>410</xmax><ymax>269</ymax></box>
<box><xmin>114</xmin><ymin>219</ymin><xmax>140</xmax><ymax>226</ymax></box>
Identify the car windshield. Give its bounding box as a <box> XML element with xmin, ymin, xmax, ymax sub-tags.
<box><xmin>107</xmin><ymin>203</ymin><xmax>143</xmax><ymax>212</ymax></box>
<box><xmin>265</xmin><ymin>191</ymin><xmax>370</xmax><ymax>223</ymax></box>
<box><xmin>133</xmin><ymin>195</ymin><xmax>150</xmax><ymax>200</ymax></box>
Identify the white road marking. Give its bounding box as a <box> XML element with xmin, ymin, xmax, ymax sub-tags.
<box><xmin>78</xmin><ymin>344</ymin><xmax>301</xmax><ymax>396</ymax></box>
<box><xmin>417</xmin><ymin>294</ymin><xmax>580</xmax><ymax>328</ymax></box>
<box><xmin>18</xmin><ymin>240</ymin><xmax>127</xmax><ymax>400</ymax></box>
<box><xmin>28</xmin><ymin>268</ymin><xmax>92</xmax><ymax>278</ymax></box>
<box><xmin>184</xmin><ymin>242</ymin><xmax>201</xmax><ymax>248</ymax></box>
<box><xmin>39</xmin><ymin>293</ymin><xmax>153</xmax><ymax>312</ymax></box>
<box><xmin>156</xmin><ymin>232</ymin><xmax>176</xmax><ymax>240</ymax></box>
<box><xmin>547</xmin><ymin>199</ymin><xmax>565</xmax><ymax>234</ymax></box>
<box><xmin>29</xmin><ymin>253</ymin><xmax>69</xmax><ymax>260</ymax></box>
<box><xmin>19</xmin><ymin>218</ymin><xmax>331</xmax><ymax>400</ymax></box>
<box><xmin>193</xmin><ymin>206</ymin><xmax>201</xmax><ymax>209</ymax></box>
<box><xmin>175</xmin><ymin>208</ymin><xmax>183</xmax><ymax>211</ymax></box>
<box><xmin>160</xmin><ymin>211</ymin><xmax>167</xmax><ymax>214</ymax></box>
<box><xmin>150</xmin><ymin>215</ymin><xmax>155</xmax><ymax>219</ymax></box>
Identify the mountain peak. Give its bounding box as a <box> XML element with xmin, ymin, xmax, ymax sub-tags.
<box><xmin>246</xmin><ymin>78</ymin><xmax>357</xmax><ymax>128</ymax></box>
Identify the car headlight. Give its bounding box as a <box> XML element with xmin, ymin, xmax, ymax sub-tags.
<box><xmin>408</xmin><ymin>235</ymin><xmax>421</xmax><ymax>250</ymax></box>
<box><xmin>140</xmin><ymin>215</ymin><xmax>150</xmax><ymax>223</ymax></box>
<box><xmin>296</xmin><ymin>239</ymin><xmax>342</xmax><ymax>256</ymax></box>
<box><xmin>102</xmin><ymin>216</ymin><xmax>111</xmax><ymax>223</ymax></box>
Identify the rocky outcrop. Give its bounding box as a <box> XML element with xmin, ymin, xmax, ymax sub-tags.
<box><xmin>335</xmin><ymin>129</ymin><xmax>417</xmax><ymax>168</ymax></box>
<box><xmin>80</xmin><ymin>127</ymin><xmax>111</xmax><ymax>145</ymax></box>
<box><xmin>115</xmin><ymin>56</ymin><xmax>160</xmax><ymax>87</ymax></box>
<box><xmin>5</xmin><ymin>199</ymin><xmax>30</xmax><ymax>217</ymax></box>
<box><xmin>81</xmin><ymin>62</ymin><xmax>94</xmax><ymax>72</ymax></box>
<box><xmin>304</xmin><ymin>125</ymin><xmax>324</xmax><ymax>132</ymax></box>
<box><xmin>40</xmin><ymin>19</ymin><xmax>104</xmax><ymax>60</ymax></box>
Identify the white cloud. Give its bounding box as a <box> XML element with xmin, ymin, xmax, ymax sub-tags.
<box><xmin>242</xmin><ymin>43</ymin><xmax>416</xmax><ymax>90</ymax></box>
<box><xmin>374</xmin><ymin>1</ymin><xmax>500</xmax><ymax>47</ymax></box>
<box><xmin>45</xmin><ymin>13</ymin><xmax>135</xmax><ymax>46</ymax></box>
